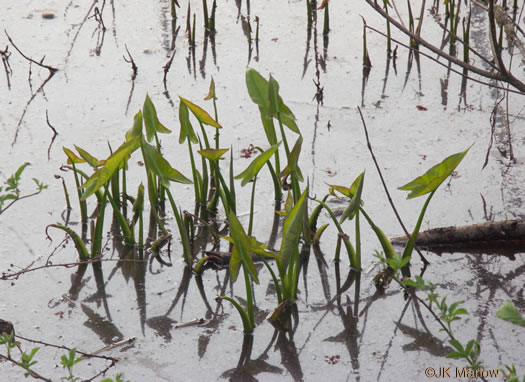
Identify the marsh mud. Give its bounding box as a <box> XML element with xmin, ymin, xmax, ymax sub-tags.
<box><xmin>1</xmin><ymin>1</ymin><xmax>524</xmax><ymax>381</ymax></box>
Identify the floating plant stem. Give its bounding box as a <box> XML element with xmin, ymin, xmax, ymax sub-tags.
<box><xmin>63</xmin><ymin>149</ymin><xmax>88</xmax><ymax>226</ymax></box>
<box><xmin>110</xmin><ymin>169</ymin><xmax>120</xmax><ymax>212</ymax></box>
<box><xmin>247</xmin><ymin>178</ymin><xmax>256</xmax><ymax>236</ymax></box>
<box><xmin>106</xmin><ymin>189</ymin><xmax>135</xmax><ymax>244</ymax></box>
<box><xmin>121</xmin><ymin>165</ymin><xmax>127</xmax><ymax>218</ymax></box>
<box><xmin>91</xmin><ymin>189</ymin><xmax>108</xmax><ymax>258</ymax></box>
<box><xmin>165</xmin><ymin>187</ymin><xmax>193</xmax><ymax>266</ymax></box>
<box><xmin>315</xmin><ymin>199</ymin><xmax>358</xmax><ymax>268</ymax></box>
<box><xmin>46</xmin><ymin>224</ymin><xmax>90</xmax><ymax>261</ymax></box>
<box><xmin>61</xmin><ymin>178</ymin><xmax>72</xmax><ymax>210</ymax></box>
<box><xmin>255</xmin><ymin>16</ymin><xmax>259</xmax><ymax>41</ymax></box>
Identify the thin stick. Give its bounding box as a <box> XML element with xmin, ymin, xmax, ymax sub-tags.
<box><xmin>357</xmin><ymin>107</ymin><xmax>429</xmax><ymax>267</ymax></box>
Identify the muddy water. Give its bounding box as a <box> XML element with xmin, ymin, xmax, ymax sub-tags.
<box><xmin>1</xmin><ymin>1</ymin><xmax>524</xmax><ymax>381</ymax></box>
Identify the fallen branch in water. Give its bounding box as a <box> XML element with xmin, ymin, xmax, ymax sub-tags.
<box><xmin>390</xmin><ymin>220</ymin><xmax>525</xmax><ymax>254</ymax></box>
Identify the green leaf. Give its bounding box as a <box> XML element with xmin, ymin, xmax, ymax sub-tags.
<box><xmin>180</xmin><ymin>97</ymin><xmax>222</xmax><ymax>129</ymax></box>
<box><xmin>74</xmin><ymin>145</ymin><xmax>104</xmax><ymax>168</ymax></box>
<box><xmin>446</xmin><ymin>352</ymin><xmax>465</xmax><ymax>359</ymax></box>
<box><xmin>399</xmin><ymin>146</ymin><xmax>471</xmax><ymax>199</ymax></box>
<box><xmin>235</xmin><ymin>142</ymin><xmax>281</xmax><ymax>186</ymax></box>
<box><xmin>80</xmin><ymin>136</ymin><xmax>141</xmax><ymax>201</ymax></box>
<box><xmin>198</xmin><ymin>148</ymin><xmax>229</xmax><ymax>161</ymax></box>
<box><xmin>267</xmin><ymin>75</ymin><xmax>299</xmax><ymax>134</ymax></box>
<box><xmin>340</xmin><ymin>172</ymin><xmax>365</xmax><ymax>223</ymax></box>
<box><xmin>178</xmin><ymin>101</ymin><xmax>198</xmax><ymax>144</ymax></box>
<box><xmin>362</xmin><ymin>210</ymin><xmax>397</xmax><ymax>260</ymax></box>
<box><xmin>143</xmin><ymin>94</ymin><xmax>171</xmax><ymax>142</ymax></box>
<box><xmin>125</xmin><ymin>111</ymin><xmax>143</xmax><ymax>142</ymax></box>
<box><xmin>279</xmin><ymin>136</ymin><xmax>304</xmax><ymax>182</ymax></box>
<box><xmin>63</xmin><ymin>147</ymin><xmax>85</xmax><ymax>164</ymax></box>
<box><xmin>141</xmin><ymin>138</ymin><xmax>192</xmax><ymax>187</ymax></box>
<box><xmin>225</xmin><ymin>209</ymin><xmax>259</xmax><ymax>284</ymax></box>
<box><xmin>496</xmin><ymin>301</ymin><xmax>525</xmax><ymax>327</ymax></box>
<box><xmin>246</xmin><ymin>68</ymin><xmax>270</xmax><ymax>110</ymax></box>
<box><xmin>448</xmin><ymin>339</ymin><xmax>465</xmax><ymax>354</ymax></box>
<box><xmin>279</xmin><ymin>189</ymin><xmax>308</xmax><ymax>275</ymax></box>
<box><xmin>246</xmin><ymin>68</ymin><xmax>299</xmax><ymax>134</ymax></box>
<box><xmin>386</xmin><ymin>254</ymin><xmax>411</xmax><ymax>271</ymax></box>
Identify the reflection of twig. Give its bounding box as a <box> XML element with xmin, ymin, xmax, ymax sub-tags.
<box><xmin>123</xmin><ymin>44</ymin><xmax>137</xmax><ymax>80</ymax></box>
<box><xmin>358</xmin><ymin>107</ymin><xmax>429</xmax><ymax>268</ymax></box>
<box><xmin>0</xmin><ymin>45</ymin><xmax>12</xmax><ymax>89</ymax></box>
<box><xmin>5</xmin><ymin>31</ymin><xmax>58</xmax><ymax>145</ymax></box>
<box><xmin>364</xmin><ymin>24</ymin><xmax>524</xmax><ymax>95</ymax></box>
<box><xmin>5</xmin><ymin>31</ymin><xmax>58</xmax><ymax>73</ymax></box>
<box><xmin>45</xmin><ymin>110</ymin><xmax>58</xmax><ymax>161</ymax></box>
<box><xmin>483</xmin><ymin>96</ymin><xmax>505</xmax><ymax>169</ymax></box>
<box><xmin>364</xmin><ymin>0</ymin><xmax>525</xmax><ymax>93</ymax></box>
<box><xmin>123</xmin><ymin>44</ymin><xmax>137</xmax><ymax>114</ymax></box>
<box><xmin>163</xmin><ymin>48</ymin><xmax>176</xmax><ymax>91</ymax></box>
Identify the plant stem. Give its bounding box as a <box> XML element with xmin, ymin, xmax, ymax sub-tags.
<box><xmin>248</xmin><ymin>178</ymin><xmax>257</xmax><ymax>236</ymax></box>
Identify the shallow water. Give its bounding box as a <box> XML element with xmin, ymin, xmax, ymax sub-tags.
<box><xmin>1</xmin><ymin>1</ymin><xmax>524</xmax><ymax>381</ymax></box>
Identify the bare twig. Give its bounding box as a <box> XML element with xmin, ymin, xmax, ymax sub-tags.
<box><xmin>5</xmin><ymin>31</ymin><xmax>59</xmax><ymax>145</ymax></box>
<box><xmin>357</xmin><ymin>106</ymin><xmax>429</xmax><ymax>267</ymax></box>
<box><xmin>45</xmin><ymin>110</ymin><xmax>58</xmax><ymax>161</ymax></box>
<box><xmin>4</xmin><ymin>31</ymin><xmax>58</xmax><ymax>73</ymax></box>
<box><xmin>163</xmin><ymin>48</ymin><xmax>177</xmax><ymax>91</ymax></box>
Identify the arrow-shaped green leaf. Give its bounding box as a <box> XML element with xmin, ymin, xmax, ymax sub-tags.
<box><xmin>340</xmin><ymin>172</ymin><xmax>365</xmax><ymax>223</ymax></box>
<box><xmin>141</xmin><ymin>138</ymin><xmax>192</xmax><ymax>187</ymax></box>
<box><xmin>399</xmin><ymin>146</ymin><xmax>471</xmax><ymax>199</ymax></box>
<box><xmin>143</xmin><ymin>94</ymin><xmax>171</xmax><ymax>142</ymax></box>
<box><xmin>235</xmin><ymin>142</ymin><xmax>281</xmax><ymax>186</ymax></box>
<box><xmin>180</xmin><ymin>97</ymin><xmax>222</xmax><ymax>129</ymax></box>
